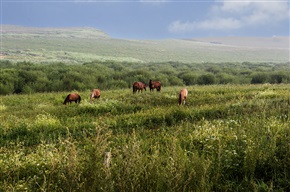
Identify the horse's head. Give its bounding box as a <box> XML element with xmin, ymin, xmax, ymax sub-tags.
<box><xmin>63</xmin><ymin>94</ymin><xmax>70</xmax><ymax>105</ymax></box>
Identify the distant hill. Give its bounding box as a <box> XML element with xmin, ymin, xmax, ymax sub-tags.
<box><xmin>191</xmin><ymin>36</ymin><xmax>289</xmax><ymax>49</ymax></box>
<box><xmin>1</xmin><ymin>25</ymin><xmax>109</xmax><ymax>39</ymax></box>
<box><xmin>1</xmin><ymin>25</ymin><xmax>289</xmax><ymax>64</ymax></box>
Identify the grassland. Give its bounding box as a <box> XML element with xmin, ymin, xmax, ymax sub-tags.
<box><xmin>2</xmin><ymin>25</ymin><xmax>289</xmax><ymax>63</ymax></box>
<box><xmin>1</xmin><ymin>84</ymin><xmax>290</xmax><ymax>191</ymax></box>
<box><xmin>1</xmin><ymin>24</ymin><xmax>290</xmax><ymax>191</ymax></box>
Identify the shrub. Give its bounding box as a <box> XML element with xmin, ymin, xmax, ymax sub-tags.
<box><xmin>251</xmin><ymin>73</ymin><xmax>269</xmax><ymax>84</ymax></box>
<box><xmin>197</xmin><ymin>74</ymin><xmax>216</xmax><ymax>85</ymax></box>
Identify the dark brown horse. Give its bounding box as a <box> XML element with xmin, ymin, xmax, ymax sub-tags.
<box><xmin>133</xmin><ymin>82</ymin><xmax>146</xmax><ymax>93</ymax></box>
<box><xmin>63</xmin><ymin>93</ymin><xmax>81</xmax><ymax>105</ymax></box>
<box><xmin>149</xmin><ymin>79</ymin><xmax>161</xmax><ymax>92</ymax></box>
<box><xmin>178</xmin><ymin>88</ymin><xmax>188</xmax><ymax>105</ymax></box>
<box><xmin>90</xmin><ymin>89</ymin><xmax>101</xmax><ymax>102</ymax></box>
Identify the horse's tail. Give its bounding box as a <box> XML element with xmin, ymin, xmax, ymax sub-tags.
<box><xmin>78</xmin><ymin>95</ymin><xmax>81</xmax><ymax>103</ymax></box>
<box><xmin>178</xmin><ymin>92</ymin><xmax>182</xmax><ymax>105</ymax></box>
<box><xmin>157</xmin><ymin>83</ymin><xmax>161</xmax><ymax>91</ymax></box>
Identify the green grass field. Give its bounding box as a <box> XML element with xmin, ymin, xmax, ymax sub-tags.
<box><xmin>1</xmin><ymin>84</ymin><xmax>290</xmax><ymax>191</ymax></box>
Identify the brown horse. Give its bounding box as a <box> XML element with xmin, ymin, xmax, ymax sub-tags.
<box><xmin>133</xmin><ymin>82</ymin><xmax>146</xmax><ymax>93</ymax></box>
<box><xmin>63</xmin><ymin>93</ymin><xmax>81</xmax><ymax>105</ymax></box>
<box><xmin>178</xmin><ymin>88</ymin><xmax>188</xmax><ymax>105</ymax></box>
<box><xmin>149</xmin><ymin>79</ymin><xmax>161</xmax><ymax>92</ymax></box>
<box><xmin>90</xmin><ymin>89</ymin><xmax>101</xmax><ymax>102</ymax></box>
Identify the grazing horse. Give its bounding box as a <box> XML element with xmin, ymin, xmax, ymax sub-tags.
<box><xmin>63</xmin><ymin>93</ymin><xmax>81</xmax><ymax>105</ymax></box>
<box><xmin>90</xmin><ymin>89</ymin><xmax>101</xmax><ymax>102</ymax></box>
<box><xmin>149</xmin><ymin>79</ymin><xmax>161</xmax><ymax>92</ymax></box>
<box><xmin>133</xmin><ymin>82</ymin><xmax>146</xmax><ymax>93</ymax></box>
<box><xmin>178</xmin><ymin>88</ymin><xmax>188</xmax><ymax>105</ymax></box>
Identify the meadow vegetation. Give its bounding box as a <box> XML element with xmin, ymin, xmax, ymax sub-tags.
<box><xmin>0</xmin><ymin>84</ymin><xmax>290</xmax><ymax>191</ymax></box>
<box><xmin>2</xmin><ymin>25</ymin><xmax>289</xmax><ymax>191</ymax></box>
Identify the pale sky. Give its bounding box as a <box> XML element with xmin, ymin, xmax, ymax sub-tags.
<box><xmin>2</xmin><ymin>0</ymin><xmax>290</xmax><ymax>39</ymax></box>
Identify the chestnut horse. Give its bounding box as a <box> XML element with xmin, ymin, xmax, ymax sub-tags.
<box><xmin>149</xmin><ymin>79</ymin><xmax>161</xmax><ymax>92</ymax></box>
<box><xmin>90</xmin><ymin>89</ymin><xmax>101</xmax><ymax>102</ymax></box>
<box><xmin>178</xmin><ymin>88</ymin><xmax>188</xmax><ymax>105</ymax></box>
<box><xmin>63</xmin><ymin>93</ymin><xmax>81</xmax><ymax>105</ymax></box>
<box><xmin>133</xmin><ymin>82</ymin><xmax>146</xmax><ymax>93</ymax></box>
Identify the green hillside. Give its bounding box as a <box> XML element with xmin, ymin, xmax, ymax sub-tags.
<box><xmin>1</xmin><ymin>25</ymin><xmax>289</xmax><ymax>63</ymax></box>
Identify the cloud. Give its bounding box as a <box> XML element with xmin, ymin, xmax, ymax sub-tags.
<box><xmin>169</xmin><ymin>17</ymin><xmax>241</xmax><ymax>33</ymax></box>
<box><xmin>169</xmin><ymin>0</ymin><xmax>290</xmax><ymax>34</ymax></box>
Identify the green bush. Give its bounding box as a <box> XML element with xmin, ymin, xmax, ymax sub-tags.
<box><xmin>2</xmin><ymin>61</ymin><xmax>290</xmax><ymax>95</ymax></box>
<box><xmin>251</xmin><ymin>73</ymin><xmax>269</xmax><ymax>84</ymax></box>
<box><xmin>197</xmin><ymin>74</ymin><xmax>216</xmax><ymax>85</ymax></box>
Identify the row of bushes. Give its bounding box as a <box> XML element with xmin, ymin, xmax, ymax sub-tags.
<box><xmin>1</xmin><ymin>60</ymin><xmax>290</xmax><ymax>94</ymax></box>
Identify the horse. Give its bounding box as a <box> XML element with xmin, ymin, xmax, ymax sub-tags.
<box><xmin>178</xmin><ymin>88</ymin><xmax>188</xmax><ymax>105</ymax></box>
<box><xmin>90</xmin><ymin>89</ymin><xmax>101</xmax><ymax>102</ymax></box>
<box><xmin>149</xmin><ymin>79</ymin><xmax>161</xmax><ymax>92</ymax></box>
<box><xmin>133</xmin><ymin>82</ymin><xmax>146</xmax><ymax>93</ymax></box>
<box><xmin>63</xmin><ymin>93</ymin><xmax>81</xmax><ymax>105</ymax></box>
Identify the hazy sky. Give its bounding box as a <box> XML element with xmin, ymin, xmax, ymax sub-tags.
<box><xmin>1</xmin><ymin>0</ymin><xmax>290</xmax><ymax>39</ymax></box>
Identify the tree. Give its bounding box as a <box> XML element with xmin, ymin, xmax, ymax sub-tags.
<box><xmin>251</xmin><ymin>73</ymin><xmax>269</xmax><ymax>84</ymax></box>
<box><xmin>197</xmin><ymin>74</ymin><xmax>215</xmax><ymax>85</ymax></box>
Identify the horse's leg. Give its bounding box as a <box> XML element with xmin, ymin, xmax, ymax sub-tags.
<box><xmin>90</xmin><ymin>94</ymin><xmax>93</xmax><ymax>102</ymax></box>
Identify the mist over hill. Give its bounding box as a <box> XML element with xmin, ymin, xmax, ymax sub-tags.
<box><xmin>1</xmin><ymin>25</ymin><xmax>289</xmax><ymax>64</ymax></box>
<box><xmin>191</xmin><ymin>36</ymin><xmax>289</xmax><ymax>49</ymax></box>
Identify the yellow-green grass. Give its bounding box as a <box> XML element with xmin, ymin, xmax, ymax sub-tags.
<box><xmin>0</xmin><ymin>84</ymin><xmax>290</xmax><ymax>191</ymax></box>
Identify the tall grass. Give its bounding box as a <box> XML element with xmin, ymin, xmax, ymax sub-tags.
<box><xmin>0</xmin><ymin>84</ymin><xmax>290</xmax><ymax>191</ymax></box>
